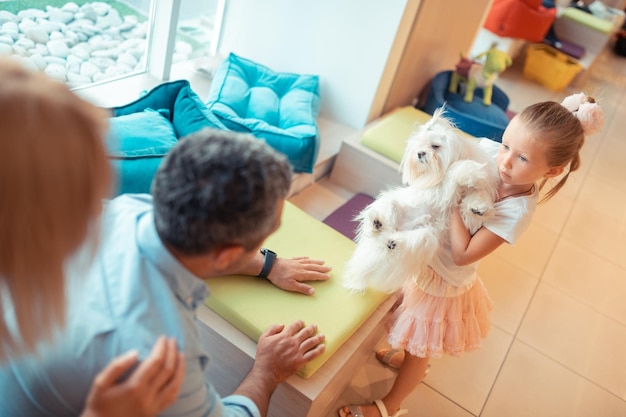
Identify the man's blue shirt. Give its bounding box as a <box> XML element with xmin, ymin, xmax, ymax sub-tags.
<box><xmin>0</xmin><ymin>195</ymin><xmax>260</xmax><ymax>417</ymax></box>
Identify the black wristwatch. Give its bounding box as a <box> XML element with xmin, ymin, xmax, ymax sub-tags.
<box><xmin>257</xmin><ymin>248</ymin><xmax>277</xmax><ymax>279</ymax></box>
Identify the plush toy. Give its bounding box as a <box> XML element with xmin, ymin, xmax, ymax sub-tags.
<box><xmin>448</xmin><ymin>43</ymin><xmax>512</xmax><ymax>106</ymax></box>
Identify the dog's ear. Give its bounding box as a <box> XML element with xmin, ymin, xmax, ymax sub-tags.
<box><xmin>400</xmin><ymin>144</ymin><xmax>417</xmax><ymax>185</ymax></box>
<box><xmin>400</xmin><ymin>130</ymin><xmax>421</xmax><ymax>185</ymax></box>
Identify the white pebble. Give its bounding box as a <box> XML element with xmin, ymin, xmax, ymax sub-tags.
<box><xmin>25</xmin><ymin>27</ymin><xmax>49</xmax><ymax>44</ymax></box>
<box><xmin>47</xmin><ymin>39</ymin><xmax>70</xmax><ymax>58</ymax></box>
<box><xmin>0</xmin><ymin>43</ymin><xmax>12</xmax><ymax>55</ymax></box>
<box><xmin>44</xmin><ymin>62</ymin><xmax>67</xmax><ymax>81</ymax></box>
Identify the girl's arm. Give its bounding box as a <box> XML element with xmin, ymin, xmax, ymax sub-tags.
<box><xmin>449</xmin><ymin>206</ymin><xmax>506</xmax><ymax>266</ymax></box>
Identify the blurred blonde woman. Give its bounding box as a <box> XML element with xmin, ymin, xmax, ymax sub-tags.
<box><xmin>0</xmin><ymin>58</ymin><xmax>184</xmax><ymax>417</ymax></box>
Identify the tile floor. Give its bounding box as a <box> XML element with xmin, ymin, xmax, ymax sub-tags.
<box><xmin>289</xmin><ymin>45</ymin><xmax>626</xmax><ymax>416</ymax></box>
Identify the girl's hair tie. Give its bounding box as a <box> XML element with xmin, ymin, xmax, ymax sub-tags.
<box><xmin>561</xmin><ymin>93</ymin><xmax>604</xmax><ymax>136</ymax></box>
<box><xmin>575</xmin><ymin>102</ymin><xmax>604</xmax><ymax>136</ymax></box>
<box><xmin>561</xmin><ymin>92</ymin><xmax>586</xmax><ymax>112</ymax></box>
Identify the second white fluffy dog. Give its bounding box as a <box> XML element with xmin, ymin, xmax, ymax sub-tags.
<box><xmin>343</xmin><ymin>109</ymin><xmax>499</xmax><ymax>293</ymax></box>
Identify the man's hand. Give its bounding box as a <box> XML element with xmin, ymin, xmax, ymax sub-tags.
<box><xmin>267</xmin><ymin>256</ymin><xmax>332</xmax><ymax>295</ymax></box>
<box><xmin>81</xmin><ymin>336</ymin><xmax>185</xmax><ymax>417</ymax></box>
<box><xmin>233</xmin><ymin>321</ymin><xmax>325</xmax><ymax>415</ymax></box>
<box><xmin>255</xmin><ymin>321</ymin><xmax>326</xmax><ymax>383</ymax></box>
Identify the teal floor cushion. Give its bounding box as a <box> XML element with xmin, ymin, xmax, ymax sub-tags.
<box><xmin>107</xmin><ymin>109</ymin><xmax>178</xmax><ymax>196</ymax></box>
<box><xmin>206</xmin><ymin>53</ymin><xmax>320</xmax><ymax>173</ymax></box>
<box><xmin>107</xmin><ymin>80</ymin><xmax>223</xmax><ymax>196</ymax></box>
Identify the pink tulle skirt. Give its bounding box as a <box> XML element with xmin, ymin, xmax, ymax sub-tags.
<box><xmin>387</xmin><ymin>267</ymin><xmax>493</xmax><ymax>358</ymax></box>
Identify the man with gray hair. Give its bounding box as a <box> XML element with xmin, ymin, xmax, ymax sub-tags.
<box><xmin>0</xmin><ymin>129</ymin><xmax>327</xmax><ymax>417</ymax></box>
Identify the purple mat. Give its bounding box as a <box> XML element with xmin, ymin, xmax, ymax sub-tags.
<box><xmin>323</xmin><ymin>193</ymin><xmax>374</xmax><ymax>241</ymax></box>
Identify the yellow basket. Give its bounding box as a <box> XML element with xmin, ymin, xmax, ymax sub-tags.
<box><xmin>523</xmin><ymin>44</ymin><xmax>583</xmax><ymax>91</ymax></box>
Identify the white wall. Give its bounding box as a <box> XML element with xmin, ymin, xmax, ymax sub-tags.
<box><xmin>218</xmin><ymin>0</ymin><xmax>407</xmax><ymax>129</ymax></box>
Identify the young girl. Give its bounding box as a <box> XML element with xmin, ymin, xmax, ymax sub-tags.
<box><xmin>338</xmin><ymin>92</ymin><xmax>605</xmax><ymax>417</ymax></box>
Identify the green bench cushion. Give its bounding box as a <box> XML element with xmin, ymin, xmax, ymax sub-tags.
<box><xmin>360</xmin><ymin>106</ymin><xmax>480</xmax><ymax>164</ymax></box>
<box><xmin>204</xmin><ymin>202</ymin><xmax>388</xmax><ymax>379</ymax></box>
<box><xmin>360</xmin><ymin>106</ymin><xmax>433</xmax><ymax>164</ymax></box>
<box><xmin>562</xmin><ymin>7</ymin><xmax>614</xmax><ymax>34</ymax></box>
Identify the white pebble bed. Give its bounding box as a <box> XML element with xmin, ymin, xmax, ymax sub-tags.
<box><xmin>0</xmin><ymin>1</ymin><xmax>195</xmax><ymax>87</ymax></box>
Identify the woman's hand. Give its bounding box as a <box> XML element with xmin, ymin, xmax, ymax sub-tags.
<box><xmin>81</xmin><ymin>336</ymin><xmax>185</xmax><ymax>417</ymax></box>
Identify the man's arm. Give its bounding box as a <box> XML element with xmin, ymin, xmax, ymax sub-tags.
<box><xmin>238</xmin><ymin>252</ymin><xmax>332</xmax><ymax>295</ymax></box>
<box><xmin>163</xmin><ymin>321</ymin><xmax>324</xmax><ymax>417</ymax></box>
<box><xmin>233</xmin><ymin>321</ymin><xmax>325</xmax><ymax>416</ymax></box>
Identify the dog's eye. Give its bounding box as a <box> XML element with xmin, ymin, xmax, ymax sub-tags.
<box><xmin>431</xmin><ymin>144</ymin><xmax>440</xmax><ymax>150</ymax></box>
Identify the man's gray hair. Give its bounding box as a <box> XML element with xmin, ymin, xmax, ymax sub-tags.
<box><xmin>152</xmin><ymin>129</ymin><xmax>292</xmax><ymax>254</ymax></box>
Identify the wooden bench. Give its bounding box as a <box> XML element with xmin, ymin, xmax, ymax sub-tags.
<box><xmin>196</xmin><ymin>202</ymin><xmax>395</xmax><ymax>417</ymax></box>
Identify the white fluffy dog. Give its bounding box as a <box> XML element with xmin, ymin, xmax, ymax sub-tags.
<box><xmin>343</xmin><ymin>109</ymin><xmax>499</xmax><ymax>293</ymax></box>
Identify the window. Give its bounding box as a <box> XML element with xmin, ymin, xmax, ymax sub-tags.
<box><xmin>176</xmin><ymin>0</ymin><xmax>222</xmax><ymax>61</ymax></box>
<box><xmin>1</xmin><ymin>0</ymin><xmax>223</xmax><ymax>88</ymax></box>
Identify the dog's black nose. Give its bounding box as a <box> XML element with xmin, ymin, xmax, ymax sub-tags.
<box><xmin>471</xmin><ymin>208</ymin><xmax>484</xmax><ymax>216</ymax></box>
<box><xmin>417</xmin><ymin>151</ymin><xmax>426</xmax><ymax>159</ymax></box>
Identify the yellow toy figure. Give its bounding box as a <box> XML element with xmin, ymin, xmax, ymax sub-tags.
<box><xmin>448</xmin><ymin>43</ymin><xmax>512</xmax><ymax>106</ymax></box>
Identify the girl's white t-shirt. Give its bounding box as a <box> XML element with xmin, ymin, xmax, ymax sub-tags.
<box><xmin>429</xmin><ymin>139</ymin><xmax>539</xmax><ymax>288</ymax></box>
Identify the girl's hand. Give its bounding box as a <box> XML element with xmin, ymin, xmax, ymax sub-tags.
<box><xmin>449</xmin><ymin>206</ymin><xmax>504</xmax><ymax>266</ymax></box>
<box><xmin>81</xmin><ymin>336</ymin><xmax>185</xmax><ymax>417</ymax></box>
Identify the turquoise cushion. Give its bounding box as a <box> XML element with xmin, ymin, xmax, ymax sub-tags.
<box><xmin>112</xmin><ymin>79</ymin><xmax>224</xmax><ymax>138</ymax></box>
<box><xmin>106</xmin><ymin>109</ymin><xmax>178</xmax><ymax>195</ymax></box>
<box><xmin>108</xmin><ymin>80</ymin><xmax>224</xmax><ymax>196</ymax></box>
<box><xmin>206</xmin><ymin>53</ymin><xmax>320</xmax><ymax>173</ymax></box>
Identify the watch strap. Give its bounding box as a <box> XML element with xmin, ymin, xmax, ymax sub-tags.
<box><xmin>257</xmin><ymin>248</ymin><xmax>277</xmax><ymax>279</ymax></box>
